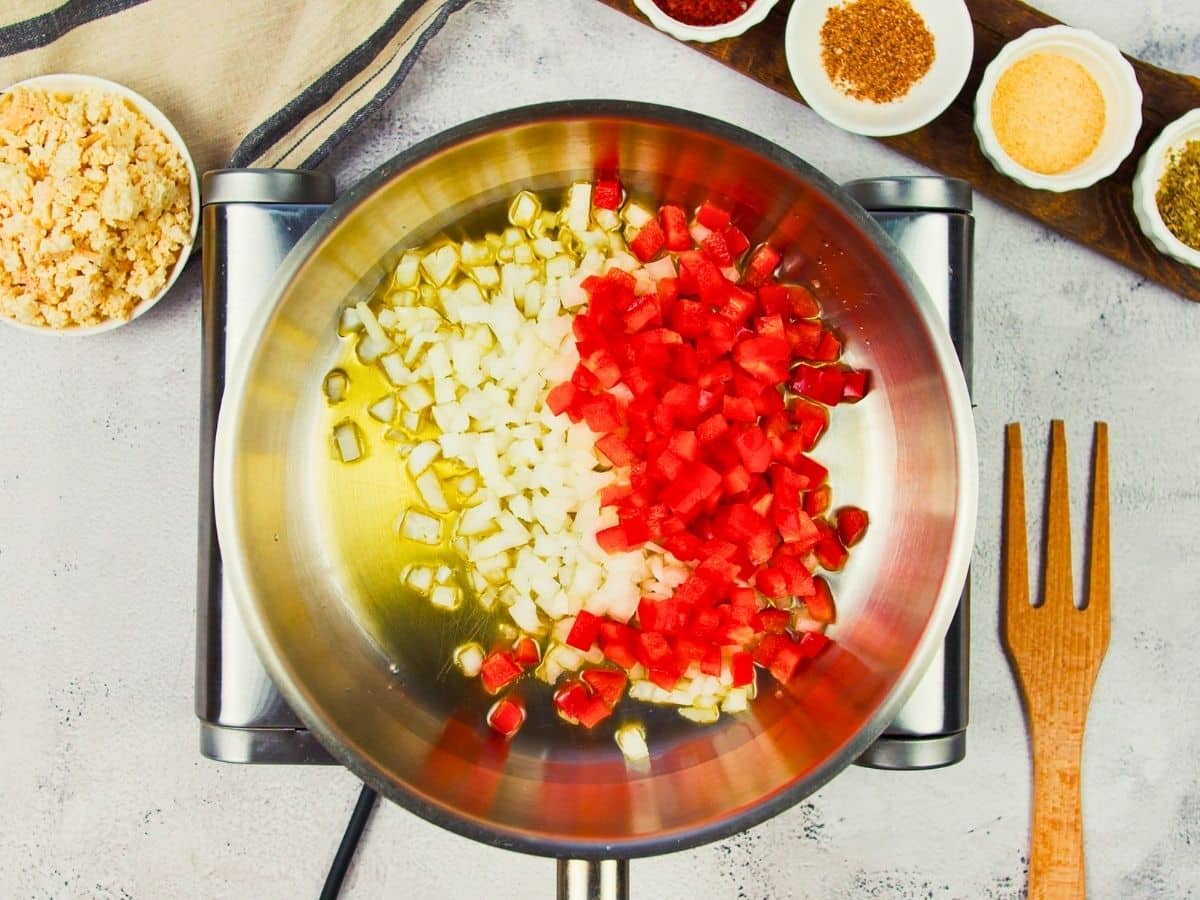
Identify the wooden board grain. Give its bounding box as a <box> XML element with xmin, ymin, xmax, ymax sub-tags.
<box><xmin>598</xmin><ymin>0</ymin><xmax>1200</xmax><ymax>302</ymax></box>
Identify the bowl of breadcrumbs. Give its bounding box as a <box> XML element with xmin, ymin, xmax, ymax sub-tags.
<box><xmin>0</xmin><ymin>73</ymin><xmax>198</xmax><ymax>335</ymax></box>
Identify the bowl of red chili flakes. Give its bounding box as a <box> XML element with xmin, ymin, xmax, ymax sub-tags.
<box><xmin>633</xmin><ymin>0</ymin><xmax>781</xmax><ymax>43</ymax></box>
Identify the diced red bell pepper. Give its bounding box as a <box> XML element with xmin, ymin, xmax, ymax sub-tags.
<box><xmin>774</xmin><ymin>553</ymin><xmax>816</xmax><ymax>598</ymax></box>
<box><xmin>513</xmin><ymin>636</ymin><xmax>541</xmax><ymax>667</ymax></box>
<box><xmin>486</xmin><ymin>696</ymin><xmax>525</xmax><ymax>738</ymax></box>
<box><xmin>753</xmin><ymin>633</ymin><xmax>788</xmax><ymax>668</ymax></box>
<box><xmin>835</xmin><ymin>505</ymin><xmax>870</xmax><ymax>547</ymax></box>
<box><xmin>731</xmin><ymin>650</ymin><xmax>755</xmax><ymax>686</ymax></box>
<box><xmin>660</xmin><ymin>463</ymin><xmax>722</xmax><ymax>516</ymax></box>
<box><xmin>841</xmin><ymin>368</ymin><xmax>870</xmax><ymax>403</ymax></box>
<box><xmin>638</xmin><ymin>630</ymin><xmax>675</xmax><ymax>668</ymax></box>
<box><xmin>546</xmin><ymin>382</ymin><xmax>576</xmax><ymax>416</ymax></box>
<box><xmin>696</xmin><ymin>201</ymin><xmax>732</xmax><ymax>231</ymax></box>
<box><xmin>741</xmin><ymin>244</ymin><xmax>782</xmax><ymax>288</ymax></box>
<box><xmin>596</xmin><ymin>433</ymin><xmax>634</xmax><ymax>468</ymax></box>
<box><xmin>786</xmin><ymin>284</ymin><xmax>821</xmax><ymax>318</ymax></box>
<box><xmin>756</xmin><ymin>283</ymin><xmax>788</xmax><ymax>316</ymax></box>
<box><xmin>784</xmin><ymin>320</ymin><xmax>823</xmax><ymax>358</ymax></box>
<box><xmin>759</xmin><ymin>608</ymin><xmax>791</xmax><ymax>633</ymax></box>
<box><xmin>722</xmin><ymin>464</ymin><xmax>753</xmax><ymax>497</ymax></box>
<box><xmin>733</xmin><ymin>336</ymin><xmax>790</xmax><ymax>384</ymax></box>
<box><xmin>597</xmin><ymin>521</ymin><xmax>649</xmax><ymax>553</ymax></box>
<box><xmin>756</xmin><ymin>566</ymin><xmax>788</xmax><ymax>599</ymax></box>
<box><xmin>723</xmin><ymin>394</ymin><xmax>757</xmax><ymax>424</ymax></box>
<box><xmin>700</xmin><ymin>644</ymin><xmax>723</xmax><ymax>676</ymax></box>
<box><xmin>722</xmin><ymin>225</ymin><xmax>750</xmax><ymax>257</ymax></box>
<box><xmin>804</xmin><ymin>483</ymin><xmax>831</xmax><ymax>517</ymax></box>
<box><xmin>661</xmin><ymin>530</ymin><xmax>704</xmax><ymax>561</ymax></box>
<box><xmin>733</xmin><ymin>427</ymin><xmax>772</xmax><ymax>474</ymax></box>
<box><xmin>797</xmin><ymin>630</ymin><xmax>831</xmax><ymax>660</ymax></box>
<box><xmin>788</xmin><ymin>397</ymin><xmax>829</xmax><ymax>449</ymax></box>
<box><xmin>790</xmin><ymin>365</ymin><xmax>845</xmax><ymax>406</ymax></box>
<box><xmin>674</xmin><ymin>636</ymin><xmax>708</xmax><ymax>672</ymax></box>
<box><xmin>701</xmin><ymin>231</ymin><xmax>732</xmax><ymax>266</ymax></box>
<box><xmin>697</xmin><ymin>413</ymin><xmax>729</xmax><ymax>444</ymax></box>
<box><xmin>566</xmin><ymin>610</ymin><xmax>603</xmax><ymax>650</ymax></box>
<box><xmin>659</xmin><ymin>204</ymin><xmax>692</xmax><ymax>251</ymax></box>
<box><xmin>577</xmin><ymin>694</ymin><xmax>614</xmax><ymax>728</ymax></box>
<box><xmin>718</xmin><ymin>285</ymin><xmax>757</xmax><ymax>327</ymax></box>
<box><xmin>668</xmin><ymin>429</ymin><xmax>699</xmax><ymax>461</ymax></box>
<box><xmin>582</xmin><ymin>349</ymin><xmax>622</xmax><ymax>388</ymax></box>
<box><xmin>581</xmin><ymin>394</ymin><xmax>622</xmax><ymax>432</ymax></box>
<box><xmin>600</xmin><ymin>622</ymin><xmax>640</xmax><ymax>668</ymax></box>
<box><xmin>807</xmin><ymin>575</ymin><xmax>836</xmax><ymax>624</ymax></box>
<box><xmin>593</xmin><ymin>177</ymin><xmax>622</xmax><ymax>210</ymax></box>
<box><xmin>554</xmin><ymin>681</ymin><xmax>592</xmax><ymax>724</ymax></box>
<box><xmin>814</xmin><ymin>519</ymin><xmax>848</xmax><ymax>571</ymax></box>
<box><xmin>648</xmin><ymin>666</ymin><xmax>682</xmax><ymax>690</ymax></box>
<box><xmin>811</xmin><ymin>329</ymin><xmax>843</xmax><ymax>362</ymax></box>
<box><xmin>623</xmin><ymin>293</ymin><xmax>661</xmax><ymax>332</ymax></box>
<box><xmin>767</xmin><ymin>637</ymin><xmax>806</xmax><ymax>683</ymax></box>
<box><xmin>582</xmin><ymin>668</ymin><xmax>627</xmax><ymax>707</ymax></box>
<box><xmin>793</xmin><ymin>454</ymin><xmax>829</xmax><ymax>488</ymax></box>
<box><xmin>480</xmin><ymin>651</ymin><xmax>523</xmax><ymax>695</ymax></box>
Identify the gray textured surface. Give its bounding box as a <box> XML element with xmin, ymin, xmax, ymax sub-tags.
<box><xmin>2</xmin><ymin>0</ymin><xmax>1199</xmax><ymax>897</ymax></box>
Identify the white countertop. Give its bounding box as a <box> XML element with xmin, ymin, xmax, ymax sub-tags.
<box><xmin>3</xmin><ymin>1</ymin><xmax>1199</xmax><ymax>896</ymax></box>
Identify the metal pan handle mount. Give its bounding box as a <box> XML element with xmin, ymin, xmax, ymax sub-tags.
<box><xmin>557</xmin><ymin>859</ymin><xmax>628</xmax><ymax>900</ymax></box>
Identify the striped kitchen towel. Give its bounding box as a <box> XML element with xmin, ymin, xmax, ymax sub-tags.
<box><xmin>0</xmin><ymin>0</ymin><xmax>468</xmax><ymax>175</ymax></box>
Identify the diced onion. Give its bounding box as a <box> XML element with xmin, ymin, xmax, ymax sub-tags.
<box><xmin>615</xmin><ymin>723</ymin><xmax>649</xmax><ymax>762</ymax></box>
<box><xmin>453</xmin><ymin>642</ymin><xmax>484</xmax><ymax>677</ymax></box>
<box><xmin>333</xmin><ymin>421</ymin><xmax>363</xmax><ymax>463</ymax></box>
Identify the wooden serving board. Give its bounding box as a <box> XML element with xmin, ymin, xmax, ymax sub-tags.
<box><xmin>598</xmin><ymin>0</ymin><xmax>1200</xmax><ymax>302</ymax></box>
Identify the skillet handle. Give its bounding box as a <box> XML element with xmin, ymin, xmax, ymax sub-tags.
<box><xmin>556</xmin><ymin>859</ymin><xmax>628</xmax><ymax>900</ymax></box>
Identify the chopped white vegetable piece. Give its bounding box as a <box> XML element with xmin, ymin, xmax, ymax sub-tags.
<box><xmin>399</xmin><ymin>509</ymin><xmax>442</xmax><ymax>545</ymax></box>
<box><xmin>453</xmin><ymin>642</ymin><xmax>484</xmax><ymax>677</ymax></box>
<box><xmin>407</xmin><ymin>566</ymin><xmax>434</xmax><ymax>592</ymax></box>
<box><xmin>338</xmin><ymin>306</ymin><xmax>363</xmax><ymax>334</ymax></box>
<box><xmin>355</xmin><ymin>301</ymin><xmax>391</xmax><ymax>348</ymax></box>
<box><xmin>622</xmin><ymin>201</ymin><xmax>653</xmax><ymax>228</ymax></box>
<box><xmin>399</xmin><ymin>383</ymin><xmax>434</xmax><ymax>412</ymax></box>
<box><xmin>421</xmin><ymin>245</ymin><xmax>459</xmax><ymax>286</ymax></box>
<box><xmin>679</xmin><ymin>706</ymin><xmax>720</xmax><ymax>725</ymax></box>
<box><xmin>324</xmin><ymin>370</ymin><xmax>348</xmax><ymax>404</ymax></box>
<box><xmin>615</xmin><ymin>723</ymin><xmax>649</xmax><ymax>762</ymax></box>
<box><xmin>416</xmin><ymin>470</ymin><xmax>450</xmax><ymax>513</ymax></box>
<box><xmin>592</xmin><ymin>207</ymin><xmax>620</xmax><ymax>232</ymax></box>
<box><xmin>430</xmin><ymin>584</ymin><xmax>461</xmax><ymax>611</ymax></box>
<box><xmin>393</xmin><ymin>252</ymin><xmax>422</xmax><ymax>288</ymax></box>
<box><xmin>333</xmin><ymin>421</ymin><xmax>364</xmax><ymax>463</ymax></box>
<box><xmin>508</xmin><ymin>191</ymin><xmax>541</xmax><ymax>228</ymax></box>
<box><xmin>407</xmin><ymin>440</ymin><xmax>440</xmax><ymax>477</ymax></box>
<box><xmin>367</xmin><ymin>394</ymin><xmax>396</xmax><ymax>423</ymax></box>
<box><xmin>564</xmin><ymin>182</ymin><xmax>591</xmax><ymax>233</ymax></box>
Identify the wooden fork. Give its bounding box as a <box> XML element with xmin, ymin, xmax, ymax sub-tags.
<box><xmin>1003</xmin><ymin>420</ymin><xmax>1110</xmax><ymax>900</ymax></box>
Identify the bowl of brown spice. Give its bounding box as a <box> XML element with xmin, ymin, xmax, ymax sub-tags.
<box><xmin>974</xmin><ymin>26</ymin><xmax>1142</xmax><ymax>192</ymax></box>
<box><xmin>1132</xmin><ymin>109</ymin><xmax>1200</xmax><ymax>268</ymax></box>
<box><xmin>784</xmin><ymin>0</ymin><xmax>973</xmax><ymax>137</ymax></box>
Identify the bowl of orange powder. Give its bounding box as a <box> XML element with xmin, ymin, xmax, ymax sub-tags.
<box><xmin>974</xmin><ymin>26</ymin><xmax>1142</xmax><ymax>192</ymax></box>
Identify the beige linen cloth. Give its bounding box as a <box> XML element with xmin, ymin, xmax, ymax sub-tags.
<box><xmin>0</xmin><ymin>0</ymin><xmax>467</xmax><ymax>174</ymax></box>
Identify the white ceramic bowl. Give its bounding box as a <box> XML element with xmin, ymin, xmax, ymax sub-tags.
<box><xmin>1132</xmin><ymin>109</ymin><xmax>1200</xmax><ymax>269</ymax></box>
<box><xmin>974</xmin><ymin>26</ymin><xmax>1142</xmax><ymax>192</ymax></box>
<box><xmin>0</xmin><ymin>73</ymin><xmax>199</xmax><ymax>336</ymax></box>
<box><xmin>784</xmin><ymin>0</ymin><xmax>973</xmax><ymax>137</ymax></box>
<box><xmin>632</xmin><ymin>0</ymin><xmax>781</xmax><ymax>43</ymax></box>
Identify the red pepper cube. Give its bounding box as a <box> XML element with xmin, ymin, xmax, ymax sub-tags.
<box><xmin>651</xmin><ymin>448</ymin><xmax>686</xmax><ymax>482</ymax></box>
<box><xmin>731</xmin><ymin>651</ymin><xmax>755</xmax><ymax>686</ymax></box>
<box><xmin>546</xmin><ymin>382</ymin><xmax>576</xmax><ymax>416</ymax></box>
<box><xmin>775</xmin><ymin>553</ymin><xmax>816</xmax><ymax>598</ymax></box>
<box><xmin>741</xmin><ymin>244</ymin><xmax>782</xmax><ymax>288</ymax></box>
<box><xmin>697</xmin><ymin>413</ymin><xmax>730</xmax><ymax>444</ymax></box>
<box><xmin>486</xmin><ymin>696</ymin><xmax>526</xmax><ymax>738</ymax></box>
<box><xmin>789</xmin><ymin>364</ymin><xmax>846</xmax><ymax>406</ymax></box>
<box><xmin>785</xmin><ymin>320</ymin><xmax>823</xmax><ymax>358</ymax></box>
<box><xmin>582</xmin><ymin>668</ymin><xmax>627</xmax><ymax>707</ymax></box>
<box><xmin>480</xmin><ymin>651</ymin><xmax>523</xmax><ymax>695</ymax></box>
<box><xmin>759</xmin><ymin>609</ymin><xmax>791</xmax><ymax>634</ymax></box>
<box><xmin>804</xmin><ymin>484</ymin><xmax>832</xmax><ymax>517</ymax></box>
<box><xmin>648</xmin><ymin>666</ymin><xmax>682</xmax><ymax>690</ymax></box>
<box><xmin>660</xmin><ymin>463</ymin><xmax>722</xmax><ymax>516</ymax></box>
<box><xmin>700</xmin><ymin>644</ymin><xmax>723</xmax><ymax>676</ymax></box>
<box><xmin>593</xmin><ymin>177</ymin><xmax>622</xmax><ymax>210</ymax></box>
<box><xmin>701</xmin><ymin>231</ymin><xmax>733</xmax><ymax>266</ymax></box>
<box><xmin>797</xmin><ymin>630</ymin><xmax>831</xmax><ymax>661</ymax></box>
<box><xmin>788</xmin><ymin>397</ymin><xmax>830</xmax><ymax>449</ymax></box>
<box><xmin>757</xmin><ymin>283</ymin><xmax>788</xmax><ymax>316</ymax></box>
<box><xmin>638</xmin><ymin>631</ymin><xmax>675</xmax><ymax>668</ymax></box>
<box><xmin>696</xmin><ymin>201</ymin><xmax>732</xmax><ymax>231</ymax></box>
<box><xmin>595</xmin><ymin>433</ymin><xmax>634</xmax><ymax>468</ymax></box>
<box><xmin>596</xmin><ymin>522</ymin><xmax>648</xmax><ymax>553</ymax></box>
<box><xmin>733</xmin><ymin>336</ymin><xmax>790</xmax><ymax>385</ymax></box>
<box><xmin>752</xmin><ymin>385</ymin><xmax>786</xmax><ymax>417</ymax></box>
<box><xmin>577</xmin><ymin>694</ymin><xmax>614</xmax><ymax>728</ymax></box>
<box><xmin>786</xmin><ymin>284</ymin><xmax>821</xmax><ymax>318</ymax></box>
<box><xmin>812</xmin><ymin>329</ymin><xmax>843</xmax><ymax>362</ymax></box>
<box><xmin>674</xmin><ymin>637</ymin><xmax>708</xmax><ymax>673</ymax></box>
<box><xmin>513</xmin><ymin>636</ymin><xmax>541</xmax><ymax>667</ymax></box>
<box><xmin>814</xmin><ymin>520</ymin><xmax>849</xmax><ymax>571</ymax></box>
<box><xmin>662</xmin><ymin>530</ymin><xmax>704</xmax><ymax>561</ymax></box>
<box><xmin>554</xmin><ymin>680</ymin><xmax>592</xmax><ymax>724</ymax></box>
<box><xmin>835</xmin><ymin>506</ymin><xmax>870</xmax><ymax>547</ymax></box>
<box><xmin>658</xmin><ymin>204</ymin><xmax>692</xmax><ymax>251</ymax></box>
<box><xmin>582</xmin><ymin>349</ymin><xmax>622</xmax><ymax>389</ymax></box>
<box><xmin>807</xmin><ymin>575</ymin><xmax>836</xmax><ymax>624</ymax></box>
<box><xmin>773</xmin><ymin>505</ymin><xmax>821</xmax><ymax>551</ymax></box>
<box><xmin>722</xmin><ymin>224</ymin><xmax>750</xmax><ymax>256</ymax></box>
<box><xmin>753</xmin><ymin>633</ymin><xmax>789</xmax><ymax>669</ymax></box>
<box><xmin>622</xmin><ymin>293</ymin><xmax>662</xmax><ymax>333</ymax></box>
<box><xmin>841</xmin><ymin>368</ymin><xmax>871</xmax><ymax>403</ymax></box>
<box><xmin>733</xmin><ymin>427</ymin><xmax>773</xmax><ymax>474</ymax></box>
<box><xmin>581</xmin><ymin>395</ymin><xmax>623</xmax><ymax>433</ymax></box>
<box><xmin>667</xmin><ymin>429</ymin><xmax>699</xmax><ymax>461</ymax></box>
<box><xmin>718</xmin><ymin>286</ymin><xmax>758</xmax><ymax>327</ymax></box>
<box><xmin>722</xmin><ymin>464</ymin><xmax>753</xmax><ymax>497</ymax></box>
<box><xmin>793</xmin><ymin>454</ymin><xmax>829</xmax><ymax>487</ymax></box>
<box><xmin>566</xmin><ymin>610</ymin><xmax>603</xmax><ymax>650</ymax></box>
<box><xmin>768</xmin><ymin>638</ymin><xmax>806</xmax><ymax>683</ymax></box>
<box><xmin>756</xmin><ymin>566</ymin><xmax>788</xmax><ymax>599</ymax></box>
<box><xmin>629</xmin><ymin>219</ymin><xmax>666</xmax><ymax>262</ymax></box>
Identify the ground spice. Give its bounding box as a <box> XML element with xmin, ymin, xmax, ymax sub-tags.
<box><xmin>990</xmin><ymin>53</ymin><xmax>1106</xmax><ymax>175</ymax></box>
<box><xmin>1156</xmin><ymin>139</ymin><xmax>1200</xmax><ymax>251</ymax></box>
<box><xmin>819</xmin><ymin>0</ymin><xmax>935</xmax><ymax>104</ymax></box>
<box><xmin>652</xmin><ymin>0</ymin><xmax>749</xmax><ymax>27</ymax></box>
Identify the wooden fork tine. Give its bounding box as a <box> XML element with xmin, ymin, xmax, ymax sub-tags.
<box><xmin>1087</xmin><ymin>422</ymin><xmax>1111</xmax><ymax>626</ymax></box>
<box><xmin>1043</xmin><ymin>420</ymin><xmax>1075</xmax><ymax>610</ymax></box>
<box><xmin>1004</xmin><ymin>423</ymin><xmax>1030</xmax><ymax>616</ymax></box>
